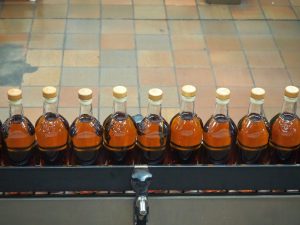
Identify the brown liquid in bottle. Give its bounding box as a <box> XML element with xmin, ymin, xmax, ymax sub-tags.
<box><xmin>35</xmin><ymin>112</ymin><xmax>69</xmax><ymax>166</ymax></box>
<box><xmin>237</xmin><ymin>113</ymin><xmax>270</xmax><ymax>164</ymax></box>
<box><xmin>270</xmin><ymin>113</ymin><xmax>300</xmax><ymax>164</ymax></box>
<box><xmin>2</xmin><ymin>115</ymin><xmax>36</xmax><ymax>166</ymax></box>
<box><xmin>137</xmin><ymin>114</ymin><xmax>169</xmax><ymax>165</ymax></box>
<box><xmin>203</xmin><ymin>115</ymin><xmax>237</xmax><ymax>165</ymax></box>
<box><xmin>70</xmin><ymin>114</ymin><xmax>103</xmax><ymax>165</ymax></box>
<box><xmin>170</xmin><ymin>112</ymin><xmax>202</xmax><ymax>164</ymax></box>
<box><xmin>103</xmin><ymin>112</ymin><xmax>137</xmax><ymax>164</ymax></box>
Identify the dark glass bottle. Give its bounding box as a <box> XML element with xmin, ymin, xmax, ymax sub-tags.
<box><xmin>270</xmin><ymin>86</ymin><xmax>299</xmax><ymax>164</ymax></box>
<box><xmin>103</xmin><ymin>86</ymin><xmax>137</xmax><ymax>165</ymax></box>
<box><xmin>170</xmin><ymin>85</ymin><xmax>202</xmax><ymax>164</ymax></box>
<box><xmin>203</xmin><ymin>88</ymin><xmax>237</xmax><ymax>165</ymax></box>
<box><xmin>137</xmin><ymin>88</ymin><xmax>169</xmax><ymax>165</ymax></box>
<box><xmin>35</xmin><ymin>86</ymin><xmax>69</xmax><ymax>166</ymax></box>
<box><xmin>2</xmin><ymin>89</ymin><xmax>36</xmax><ymax>166</ymax></box>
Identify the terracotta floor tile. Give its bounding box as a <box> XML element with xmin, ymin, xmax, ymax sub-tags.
<box><xmin>133</xmin><ymin>0</ymin><xmax>163</xmax><ymax>5</ymax></box>
<box><xmin>138</xmin><ymin>68</ymin><xmax>176</xmax><ymax>86</ymax></box>
<box><xmin>287</xmin><ymin>68</ymin><xmax>300</xmax><ymax>86</ymax></box>
<box><xmin>168</xmin><ymin>20</ymin><xmax>202</xmax><ymax>34</ymax></box>
<box><xmin>263</xmin><ymin>6</ymin><xmax>296</xmax><ymax>19</ymax></box>
<box><xmin>101</xmin><ymin>50</ymin><xmax>136</xmax><ymax>67</ymax></box>
<box><xmin>0</xmin><ymin>19</ymin><xmax>31</xmax><ymax>33</ymax></box>
<box><xmin>294</xmin><ymin>6</ymin><xmax>300</xmax><ymax>18</ymax></box>
<box><xmin>61</xmin><ymin>68</ymin><xmax>99</xmax><ymax>86</ymax></box>
<box><xmin>264</xmin><ymin>107</ymin><xmax>282</xmax><ymax>121</ymax></box>
<box><xmin>166</xmin><ymin>6</ymin><xmax>199</xmax><ymax>19</ymax></box>
<box><xmin>252</xmin><ymin>69</ymin><xmax>291</xmax><ymax>87</ymax></box>
<box><xmin>268</xmin><ymin>21</ymin><xmax>300</xmax><ymax>36</ymax></box>
<box><xmin>227</xmin><ymin>86</ymin><xmax>253</xmax><ymax>108</ymax></box>
<box><xmin>23</xmin><ymin>107</ymin><xmax>42</xmax><ymax>124</ymax></box>
<box><xmin>165</xmin><ymin>0</ymin><xmax>196</xmax><ymax>5</ymax></box>
<box><xmin>202</xmin><ymin>21</ymin><xmax>237</xmax><ymax>35</ymax></box>
<box><xmin>68</xmin><ymin>4</ymin><xmax>100</xmax><ymax>19</ymax></box>
<box><xmin>290</xmin><ymin>0</ymin><xmax>300</xmax><ymax>6</ymax></box>
<box><xmin>70</xmin><ymin>0</ymin><xmax>100</xmax><ymax>4</ymax></box>
<box><xmin>27</xmin><ymin>50</ymin><xmax>62</xmax><ymax>67</ymax></box>
<box><xmin>22</xmin><ymin>86</ymin><xmax>45</xmax><ymax>107</ymax></box>
<box><xmin>135</xmin><ymin>20</ymin><xmax>168</xmax><ymax>34</ymax></box>
<box><xmin>259</xmin><ymin>0</ymin><xmax>290</xmax><ymax>6</ymax></box>
<box><xmin>136</xmin><ymin>35</ymin><xmax>170</xmax><ymax>50</ymax></box>
<box><xmin>35</xmin><ymin>4</ymin><xmax>68</xmax><ymax>18</ymax></box>
<box><xmin>1</xmin><ymin>4</ymin><xmax>34</xmax><ymax>18</ymax></box>
<box><xmin>171</xmin><ymin>35</ymin><xmax>206</xmax><ymax>50</ymax></box>
<box><xmin>206</xmin><ymin>35</ymin><xmax>241</xmax><ymax>51</ymax></box>
<box><xmin>36</xmin><ymin>0</ymin><xmax>68</xmax><ymax>3</ymax></box>
<box><xmin>235</xmin><ymin>21</ymin><xmax>270</xmax><ymax>34</ymax></box>
<box><xmin>101</xmin><ymin>34</ymin><xmax>134</xmax><ymax>50</ymax></box>
<box><xmin>138</xmin><ymin>51</ymin><xmax>173</xmax><ymax>67</ymax></box>
<box><xmin>67</xmin><ymin>19</ymin><xmax>100</xmax><ymax>33</ymax></box>
<box><xmin>281</xmin><ymin>51</ymin><xmax>300</xmax><ymax>68</ymax></box>
<box><xmin>32</xmin><ymin>19</ymin><xmax>65</xmax><ymax>33</ymax></box>
<box><xmin>58</xmin><ymin>107</ymin><xmax>82</xmax><ymax>125</ymax></box>
<box><xmin>102</xmin><ymin>19</ymin><xmax>134</xmax><ymax>34</ymax></box>
<box><xmin>174</xmin><ymin>50</ymin><xmax>210</xmax><ymax>68</ymax></box>
<box><xmin>210</xmin><ymin>51</ymin><xmax>247</xmax><ymax>68</ymax></box>
<box><xmin>22</xmin><ymin>67</ymin><xmax>61</xmax><ymax>86</ymax></box>
<box><xmin>230</xmin><ymin>107</ymin><xmax>248</xmax><ymax>125</ymax></box>
<box><xmin>176</xmin><ymin>68</ymin><xmax>215</xmax><ymax>86</ymax></box>
<box><xmin>264</xmin><ymin>86</ymin><xmax>286</xmax><ymax>107</ymax></box>
<box><xmin>100</xmin><ymin>68</ymin><xmax>137</xmax><ymax>86</ymax></box>
<box><xmin>102</xmin><ymin>0</ymin><xmax>131</xmax><ymax>4</ymax></box>
<box><xmin>162</xmin><ymin>108</ymin><xmax>181</xmax><ymax>124</ymax></box>
<box><xmin>0</xmin><ymin>86</ymin><xmax>15</xmax><ymax>107</ymax></box>
<box><xmin>59</xmin><ymin>87</ymin><xmax>98</xmax><ymax>107</ymax></box>
<box><xmin>134</xmin><ymin>6</ymin><xmax>166</xmax><ymax>19</ymax></box>
<box><xmin>63</xmin><ymin>50</ymin><xmax>99</xmax><ymax>67</ymax></box>
<box><xmin>29</xmin><ymin>34</ymin><xmax>64</xmax><ymax>49</ymax></box>
<box><xmin>194</xmin><ymin>86</ymin><xmax>216</xmax><ymax>109</ymax></box>
<box><xmin>65</xmin><ymin>34</ymin><xmax>99</xmax><ymax>50</ymax></box>
<box><xmin>0</xmin><ymin>108</ymin><xmax>8</xmax><ymax>122</ymax></box>
<box><xmin>0</xmin><ymin>33</ymin><xmax>28</xmax><ymax>45</ymax></box>
<box><xmin>102</xmin><ymin>5</ymin><xmax>133</xmax><ymax>19</ymax></box>
<box><xmin>246</xmin><ymin>51</ymin><xmax>284</xmax><ymax>68</ymax></box>
<box><xmin>230</xmin><ymin>5</ymin><xmax>264</xmax><ymax>19</ymax></box>
<box><xmin>274</xmin><ymin>36</ymin><xmax>300</xmax><ymax>50</ymax></box>
<box><xmin>214</xmin><ymin>67</ymin><xmax>253</xmax><ymax>87</ymax></box>
<box><xmin>98</xmin><ymin>107</ymin><xmax>112</xmax><ymax>124</ymax></box>
<box><xmin>240</xmin><ymin>35</ymin><xmax>277</xmax><ymax>51</ymax></box>
<box><xmin>197</xmin><ymin>107</ymin><xmax>215</xmax><ymax>126</ymax></box>
<box><xmin>198</xmin><ymin>5</ymin><xmax>232</xmax><ymax>19</ymax></box>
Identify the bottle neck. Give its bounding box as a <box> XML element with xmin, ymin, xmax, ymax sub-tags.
<box><xmin>248</xmin><ymin>98</ymin><xmax>264</xmax><ymax>116</ymax></box>
<box><xmin>180</xmin><ymin>96</ymin><xmax>195</xmax><ymax>115</ymax></box>
<box><xmin>80</xmin><ymin>99</ymin><xmax>93</xmax><ymax>116</ymax></box>
<box><xmin>281</xmin><ymin>96</ymin><xmax>297</xmax><ymax>115</ymax></box>
<box><xmin>43</xmin><ymin>97</ymin><xmax>58</xmax><ymax>114</ymax></box>
<box><xmin>147</xmin><ymin>100</ymin><xmax>161</xmax><ymax>116</ymax></box>
<box><xmin>214</xmin><ymin>99</ymin><xmax>229</xmax><ymax>117</ymax></box>
<box><xmin>113</xmin><ymin>97</ymin><xmax>127</xmax><ymax>114</ymax></box>
<box><xmin>9</xmin><ymin>100</ymin><xmax>23</xmax><ymax>117</ymax></box>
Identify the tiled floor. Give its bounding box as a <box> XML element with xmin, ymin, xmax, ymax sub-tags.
<box><xmin>0</xmin><ymin>0</ymin><xmax>299</xmax><ymax>126</ymax></box>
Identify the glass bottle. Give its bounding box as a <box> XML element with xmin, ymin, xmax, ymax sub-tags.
<box><xmin>170</xmin><ymin>85</ymin><xmax>203</xmax><ymax>164</ymax></box>
<box><xmin>203</xmin><ymin>88</ymin><xmax>237</xmax><ymax>165</ymax></box>
<box><xmin>2</xmin><ymin>89</ymin><xmax>36</xmax><ymax>166</ymax></box>
<box><xmin>270</xmin><ymin>86</ymin><xmax>299</xmax><ymax>164</ymax></box>
<box><xmin>137</xmin><ymin>88</ymin><xmax>169</xmax><ymax>165</ymax></box>
<box><xmin>35</xmin><ymin>86</ymin><xmax>69</xmax><ymax>166</ymax></box>
<box><xmin>70</xmin><ymin>88</ymin><xmax>103</xmax><ymax>165</ymax></box>
<box><xmin>237</xmin><ymin>88</ymin><xmax>270</xmax><ymax>164</ymax></box>
<box><xmin>103</xmin><ymin>86</ymin><xmax>137</xmax><ymax>164</ymax></box>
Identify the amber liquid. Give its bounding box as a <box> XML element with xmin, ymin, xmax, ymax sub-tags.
<box><xmin>103</xmin><ymin>112</ymin><xmax>137</xmax><ymax>165</ymax></box>
<box><xmin>2</xmin><ymin>115</ymin><xmax>36</xmax><ymax>166</ymax></box>
<box><xmin>35</xmin><ymin>112</ymin><xmax>69</xmax><ymax>166</ymax></box>
<box><xmin>237</xmin><ymin>113</ymin><xmax>270</xmax><ymax>164</ymax></box>
<box><xmin>170</xmin><ymin>112</ymin><xmax>203</xmax><ymax>164</ymax></box>
<box><xmin>0</xmin><ymin>120</ymin><xmax>3</xmax><ymax>164</ymax></box>
<box><xmin>270</xmin><ymin>113</ymin><xmax>300</xmax><ymax>164</ymax></box>
<box><xmin>203</xmin><ymin>114</ymin><xmax>237</xmax><ymax>165</ymax></box>
<box><xmin>70</xmin><ymin>114</ymin><xmax>103</xmax><ymax>165</ymax></box>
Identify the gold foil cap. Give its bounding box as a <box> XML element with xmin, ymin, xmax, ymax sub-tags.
<box><xmin>148</xmin><ymin>88</ymin><xmax>163</xmax><ymax>101</ymax></box>
<box><xmin>43</xmin><ymin>86</ymin><xmax>57</xmax><ymax>99</ymax></box>
<box><xmin>78</xmin><ymin>88</ymin><xmax>92</xmax><ymax>100</ymax></box>
<box><xmin>113</xmin><ymin>86</ymin><xmax>127</xmax><ymax>99</ymax></box>
<box><xmin>216</xmin><ymin>87</ymin><xmax>230</xmax><ymax>100</ymax></box>
<box><xmin>181</xmin><ymin>85</ymin><xmax>196</xmax><ymax>97</ymax></box>
<box><xmin>284</xmin><ymin>86</ymin><xmax>299</xmax><ymax>98</ymax></box>
<box><xmin>251</xmin><ymin>87</ymin><xmax>265</xmax><ymax>100</ymax></box>
<box><xmin>7</xmin><ymin>88</ymin><xmax>22</xmax><ymax>101</ymax></box>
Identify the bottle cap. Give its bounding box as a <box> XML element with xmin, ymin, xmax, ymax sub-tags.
<box><xmin>7</xmin><ymin>88</ymin><xmax>22</xmax><ymax>101</ymax></box>
<box><xmin>113</xmin><ymin>86</ymin><xmax>127</xmax><ymax>99</ymax></box>
<box><xmin>216</xmin><ymin>87</ymin><xmax>230</xmax><ymax>100</ymax></box>
<box><xmin>181</xmin><ymin>85</ymin><xmax>196</xmax><ymax>97</ymax></box>
<box><xmin>250</xmin><ymin>87</ymin><xmax>265</xmax><ymax>100</ymax></box>
<box><xmin>148</xmin><ymin>88</ymin><xmax>163</xmax><ymax>101</ymax></box>
<box><xmin>43</xmin><ymin>86</ymin><xmax>57</xmax><ymax>99</ymax></box>
<box><xmin>284</xmin><ymin>86</ymin><xmax>299</xmax><ymax>99</ymax></box>
<box><xmin>78</xmin><ymin>88</ymin><xmax>92</xmax><ymax>100</ymax></box>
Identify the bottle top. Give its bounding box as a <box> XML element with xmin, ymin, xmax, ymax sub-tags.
<box><xmin>181</xmin><ymin>85</ymin><xmax>196</xmax><ymax>97</ymax></box>
<box><xmin>250</xmin><ymin>87</ymin><xmax>265</xmax><ymax>100</ymax></box>
<box><xmin>284</xmin><ymin>86</ymin><xmax>299</xmax><ymax>99</ymax></box>
<box><xmin>148</xmin><ymin>88</ymin><xmax>163</xmax><ymax>101</ymax></box>
<box><xmin>113</xmin><ymin>86</ymin><xmax>127</xmax><ymax>99</ymax></box>
<box><xmin>7</xmin><ymin>88</ymin><xmax>22</xmax><ymax>101</ymax></box>
<box><xmin>43</xmin><ymin>86</ymin><xmax>57</xmax><ymax>99</ymax></box>
<box><xmin>216</xmin><ymin>87</ymin><xmax>230</xmax><ymax>100</ymax></box>
<box><xmin>78</xmin><ymin>88</ymin><xmax>92</xmax><ymax>100</ymax></box>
